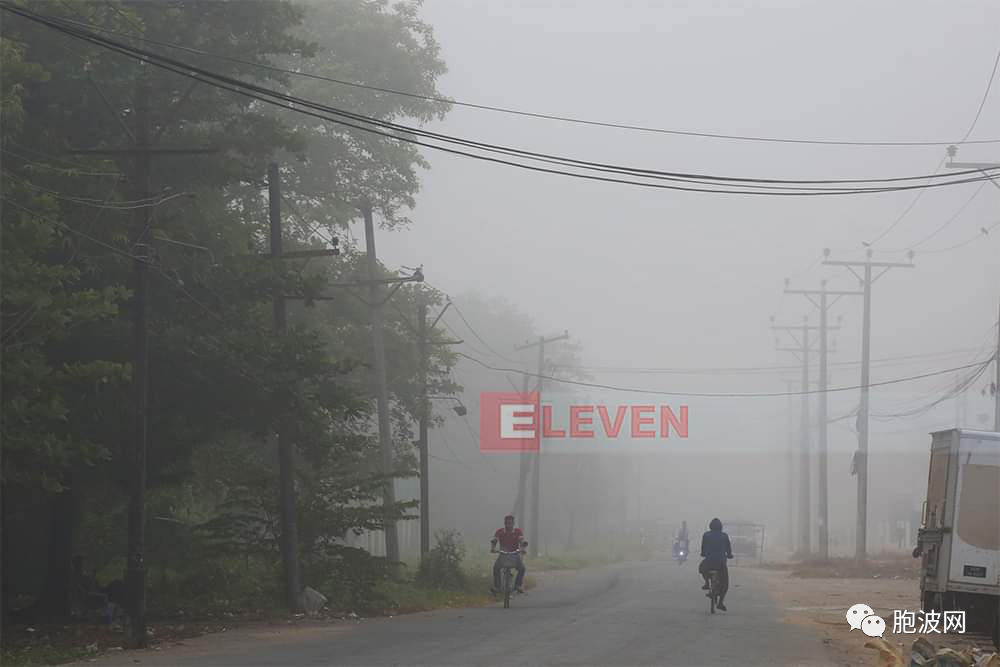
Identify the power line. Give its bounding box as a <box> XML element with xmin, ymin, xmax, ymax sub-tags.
<box><xmin>551</xmin><ymin>347</ymin><xmax>986</xmax><ymax>375</ymax></box>
<box><xmin>2</xmin><ymin>148</ymin><xmax>122</xmax><ymax>177</ymax></box>
<box><xmin>868</xmin><ymin>42</ymin><xmax>999</xmax><ymax>247</ymax></box>
<box><xmin>960</xmin><ymin>42</ymin><xmax>1000</xmax><ymax>142</ymax></box>
<box><xmin>921</xmin><ymin>219</ymin><xmax>1000</xmax><ymax>253</ymax></box>
<box><xmin>888</xmin><ymin>180</ymin><xmax>989</xmax><ymax>251</ymax></box>
<box><xmin>4</xmin><ymin>198</ymin><xmax>143</xmax><ymax>262</ymax></box>
<box><xmin>3</xmin><ymin>140</ymin><xmax>119</xmax><ymax>172</ymax></box>
<box><xmin>869</xmin><ymin>157</ymin><xmax>947</xmax><ymax>246</ymax></box>
<box><xmin>10</xmin><ymin>6</ymin><xmax>1000</xmax><ymax>197</ymax></box>
<box><xmin>871</xmin><ymin>361</ymin><xmax>992</xmax><ymax>421</ymax></box>
<box><xmin>457</xmin><ymin>350</ymin><xmax>994</xmax><ymax>398</ymax></box>
<box><xmin>36</xmin><ymin>10</ymin><xmax>1000</xmax><ymax>149</ymax></box>
<box><xmin>4</xmin><ymin>170</ymin><xmax>173</xmax><ymax>208</ymax></box>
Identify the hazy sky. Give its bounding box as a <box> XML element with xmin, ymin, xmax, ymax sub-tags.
<box><xmin>371</xmin><ymin>1</ymin><xmax>1000</xmax><ymax>479</ymax></box>
<box><xmin>354</xmin><ymin>1</ymin><xmax>1000</xmax><ymax>553</ymax></box>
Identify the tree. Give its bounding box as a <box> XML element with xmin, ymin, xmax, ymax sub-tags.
<box><xmin>2</xmin><ymin>0</ymin><xmax>454</xmax><ymax>618</ymax></box>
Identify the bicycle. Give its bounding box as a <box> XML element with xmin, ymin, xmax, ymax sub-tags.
<box><xmin>707</xmin><ymin>569</ymin><xmax>722</xmax><ymax>614</ymax></box>
<box><xmin>494</xmin><ymin>548</ymin><xmax>523</xmax><ymax>609</ymax></box>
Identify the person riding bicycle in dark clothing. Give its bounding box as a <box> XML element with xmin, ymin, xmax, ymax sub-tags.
<box><xmin>699</xmin><ymin>517</ymin><xmax>733</xmax><ymax>611</ymax></box>
<box><xmin>491</xmin><ymin>515</ymin><xmax>527</xmax><ymax>594</ymax></box>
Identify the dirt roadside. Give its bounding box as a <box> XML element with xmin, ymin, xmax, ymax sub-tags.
<box><xmin>757</xmin><ymin>567</ymin><xmax>997</xmax><ymax>665</ymax></box>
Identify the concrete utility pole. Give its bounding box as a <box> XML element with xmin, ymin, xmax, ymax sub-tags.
<box><xmin>944</xmin><ymin>150</ymin><xmax>1000</xmax><ymax>431</ymax></box>
<box><xmin>784</xmin><ymin>280</ymin><xmax>852</xmax><ymax>561</ymax></box>
<box><xmin>514</xmin><ymin>331</ymin><xmax>570</xmax><ymax>557</ymax></box>
<box><xmin>823</xmin><ymin>248</ymin><xmax>914</xmax><ymax>565</ymax></box>
<box><xmin>995</xmin><ymin>298</ymin><xmax>1000</xmax><ymax>431</ymax></box>
<box><xmin>784</xmin><ymin>379</ymin><xmax>797</xmax><ymax>553</ymax></box>
<box><xmin>361</xmin><ymin>203</ymin><xmax>400</xmax><ymax>563</ymax></box>
<box><xmin>773</xmin><ymin>316</ymin><xmax>820</xmax><ymax>557</ymax></box>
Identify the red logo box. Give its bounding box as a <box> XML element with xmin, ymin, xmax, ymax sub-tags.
<box><xmin>480</xmin><ymin>392</ymin><xmax>540</xmax><ymax>452</ymax></box>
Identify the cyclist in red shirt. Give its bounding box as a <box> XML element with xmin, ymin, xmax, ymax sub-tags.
<box><xmin>491</xmin><ymin>515</ymin><xmax>528</xmax><ymax>594</ymax></box>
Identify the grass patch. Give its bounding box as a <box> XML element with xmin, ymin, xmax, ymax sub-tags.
<box><xmin>2</xmin><ymin>644</ymin><xmax>95</xmax><ymax>667</ymax></box>
<box><xmin>373</xmin><ymin>570</ymin><xmax>497</xmax><ymax>614</ymax></box>
<box><xmin>0</xmin><ymin>625</ymin><xmax>128</xmax><ymax>667</ymax></box>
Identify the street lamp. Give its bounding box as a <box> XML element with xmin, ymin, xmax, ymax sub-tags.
<box><xmin>429</xmin><ymin>395</ymin><xmax>467</xmax><ymax>416</ymax></box>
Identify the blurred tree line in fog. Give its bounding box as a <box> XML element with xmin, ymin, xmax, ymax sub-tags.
<box><xmin>0</xmin><ymin>0</ymin><xmax>486</xmax><ymax>621</ymax></box>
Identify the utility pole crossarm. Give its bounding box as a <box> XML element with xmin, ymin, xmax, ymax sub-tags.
<box><xmin>822</xmin><ymin>260</ymin><xmax>915</xmax><ymax>269</ymax></box>
<box><xmin>512</xmin><ymin>330</ymin><xmax>570</xmax><ymax>559</ymax></box>
<box><xmin>514</xmin><ymin>331</ymin><xmax>570</xmax><ymax>351</ymax></box>
<box><xmin>784</xmin><ymin>289</ymin><xmax>864</xmax><ymax>296</ymax></box>
<box><xmin>823</xmin><ymin>249</ymin><xmax>915</xmax><ymax>565</ymax></box>
<box><xmin>773</xmin><ymin>326</ymin><xmax>840</xmax><ymax>331</ymax></box>
<box><xmin>278</xmin><ymin>249</ymin><xmax>340</xmax><ymax>260</ymax></box>
<box><xmin>946</xmin><ymin>162</ymin><xmax>1000</xmax><ymax>169</ymax></box>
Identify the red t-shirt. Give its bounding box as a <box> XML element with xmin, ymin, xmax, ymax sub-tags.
<box><xmin>494</xmin><ymin>527</ymin><xmax>524</xmax><ymax>551</ymax></box>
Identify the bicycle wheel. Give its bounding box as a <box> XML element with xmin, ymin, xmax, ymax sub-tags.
<box><xmin>709</xmin><ymin>572</ymin><xmax>718</xmax><ymax>614</ymax></box>
<box><xmin>503</xmin><ymin>569</ymin><xmax>512</xmax><ymax>609</ymax></box>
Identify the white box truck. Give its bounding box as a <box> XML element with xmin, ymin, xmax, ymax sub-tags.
<box><xmin>915</xmin><ymin>428</ymin><xmax>999</xmax><ymax>648</ymax></box>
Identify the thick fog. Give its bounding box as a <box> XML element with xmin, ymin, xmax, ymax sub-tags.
<box><xmin>362</xmin><ymin>1</ymin><xmax>1000</xmax><ymax>559</ymax></box>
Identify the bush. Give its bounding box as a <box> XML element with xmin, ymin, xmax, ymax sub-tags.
<box><xmin>416</xmin><ymin>531</ymin><xmax>466</xmax><ymax>591</ymax></box>
<box><xmin>311</xmin><ymin>545</ymin><xmax>391</xmax><ymax>612</ymax></box>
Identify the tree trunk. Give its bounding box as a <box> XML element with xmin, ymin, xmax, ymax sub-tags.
<box><xmin>37</xmin><ymin>487</ymin><xmax>79</xmax><ymax>619</ymax></box>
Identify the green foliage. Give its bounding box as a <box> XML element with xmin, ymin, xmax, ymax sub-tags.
<box><xmin>416</xmin><ymin>531</ymin><xmax>466</xmax><ymax>591</ymax></box>
<box><xmin>311</xmin><ymin>545</ymin><xmax>391</xmax><ymax>612</ymax></box>
<box><xmin>1</xmin><ymin>0</ymin><xmax>454</xmax><ymax>621</ymax></box>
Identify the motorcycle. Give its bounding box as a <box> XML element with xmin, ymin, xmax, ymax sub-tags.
<box><xmin>673</xmin><ymin>540</ymin><xmax>688</xmax><ymax>565</ymax></box>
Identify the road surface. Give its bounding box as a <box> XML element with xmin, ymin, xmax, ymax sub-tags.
<box><xmin>86</xmin><ymin>560</ymin><xmax>840</xmax><ymax>666</ymax></box>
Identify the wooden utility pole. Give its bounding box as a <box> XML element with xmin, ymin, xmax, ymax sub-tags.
<box><xmin>70</xmin><ymin>76</ymin><xmax>212</xmax><ymax>649</ymax></box>
<box><xmin>511</xmin><ymin>371</ymin><xmax>532</xmax><ymax>524</ymax></box>
<box><xmin>784</xmin><ymin>280</ymin><xmax>853</xmax><ymax>561</ymax></box>
<box><xmin>362</xmin><ymin>203</ymin><xmax>399</xmax><ymax>563</ymax></box>
<box><xmin>267</xmin><ymin>163</ymin><xmax>303</xmax><ymax>612</ymax></box>
<box><xmin>414</xmin><ymin>299</ymin><xmax>460</xmax><ymax>556</ymax></box>
<box><xmin>824</xmin><ymin>249</ymin><xmax>914</xmax><ymax>565</ymax></box>
<box><xmin>417</xmin><ymin>301</ymin><xmax>429</xmax><ymax>556</ymax></box>
<box><xmin>124</xmin><ymin>74</ymin><xmax>152</xmax><ymax>650</ymax></box>
<box><xmin>64</xmin><ymin>65</ymin><xmax>218</xmax><ymax>647</ymax></box>
<box><xmin>514</xmin><ymin>331</ymin><xmax>569</xmax><ymax>557</ymax></box>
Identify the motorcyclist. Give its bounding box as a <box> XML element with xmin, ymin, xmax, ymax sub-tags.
<box><xmin>673</xmin><ymin>520</ymin><xmax>690</xmax><ymax>557</ymax></box>
<box><xmin>491</xmin><ymin>514</ymin><xmax>527</xmax><ymax>595</ymax></box>
<box><xmin>699</xmin><ymin>517</ymin><xmax>733</xmax><ymax>611</ymax></box>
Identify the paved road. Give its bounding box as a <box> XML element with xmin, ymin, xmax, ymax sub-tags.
<box><xmin>87</xmin><ymin>561</ymin><xmax>835</xmax><ymax>666</ymax></box>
